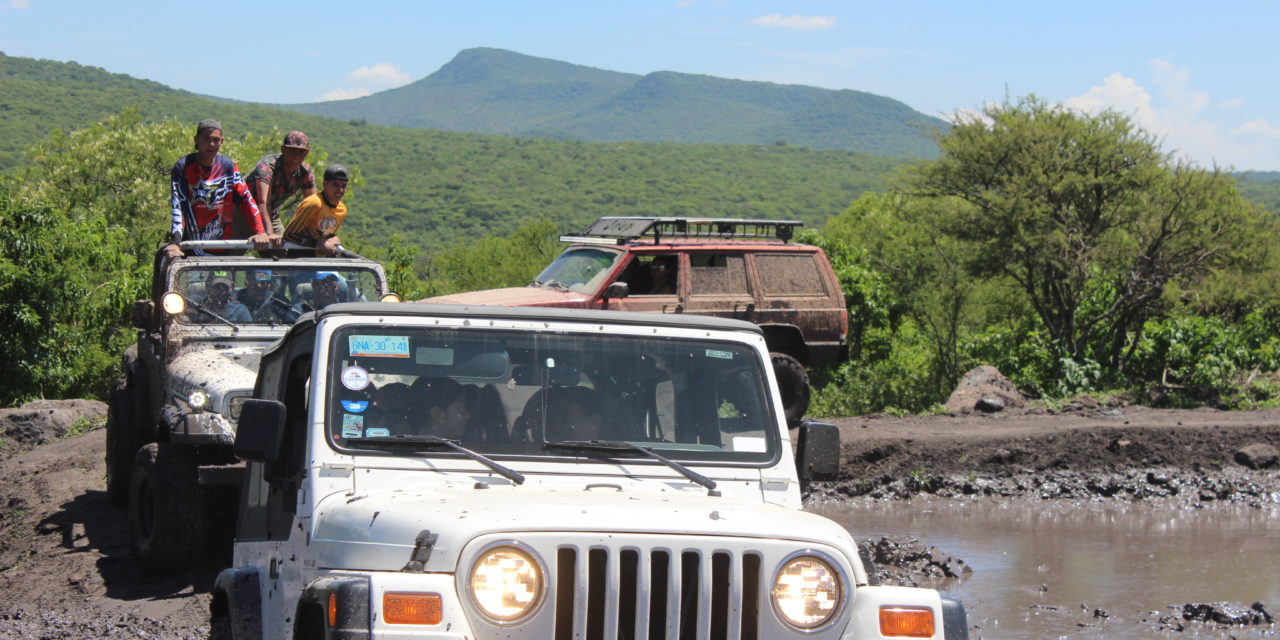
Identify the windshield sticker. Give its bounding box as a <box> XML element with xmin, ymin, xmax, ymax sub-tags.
<box><xmin>341</xmin><ymin>400</ymin><xmax>369</xmax><ymax>413</ymax></box>
<box><xmin>705</xmin><ymin>349</ymin><xmax>735</xmax><ymax>360</ymax></box>
<box><xmin>732</xmin><ymin>436</ymin><xmax>767</xmax><ymax>453</ymax></box>
<box><xmin>416</xmin><ymin>347</ymin><xmax>454</xmax><ymax>365</ymax></box>
<box><xmin>350</xmin><ymin>335</ymin><xmax>410</xmax><ymax>358</ymax></box>
<box><xmin>340</xmin><ymin>366</ymin><xmax>370</xmax><ymax>390</ymax></box>
<box><xmin>342</xmin><ymin>414</ymin><xmax>364</xmax><ymax>429</ymax></box>
<box><xmin>365</xmin><ymin>427</ymin><xmax>390</xmax><ymax>437</ymax></box>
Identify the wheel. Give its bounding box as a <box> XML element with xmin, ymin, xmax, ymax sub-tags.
<box><xmin>771</xmin><ymin>352</ymin><xmax>811</xmax><ymax>424</ymax></box>
<box><xmin>208</xmin><ymin>610</ymin><xmax>232</xmax><ymax>640</ymax></box>
<box><xmin>129</xmin><ymin>443</ymin><xmax>210</xmax><ymax>569</ymax></box>
<box><xmin>104</xmin><ymin>385</ymin><xmax>138</xmax><ymax>505</ymax></box>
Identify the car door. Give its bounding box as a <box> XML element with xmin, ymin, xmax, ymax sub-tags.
<box><xmin>680</xmin><ymin>252</ymin><xmax>756</xmax><ymax>321</ymax></box>
<box><xmin>606</xmin><ymin>253</ymin><xmax>684</xmax><ymax>314</ymax></box>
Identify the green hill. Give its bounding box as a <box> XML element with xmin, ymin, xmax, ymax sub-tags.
<box><xmin>281</xmin><ymin>48</ymin><xmax>948</xmax><ymax>157</ymax></box>
<box><xmin>0</xmin><ymin>52</ymin><xmax>902</xmax><ymax>246</ymax></box>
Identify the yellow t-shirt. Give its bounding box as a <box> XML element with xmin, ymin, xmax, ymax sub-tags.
<box><xmin>283</xmin><ymin>194</ymin><xmax>347</xmax><ymax>247</ymax></box>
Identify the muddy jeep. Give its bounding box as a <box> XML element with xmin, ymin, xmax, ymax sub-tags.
<box><xmin>212</xmin><ymin>302</ymin><xmax>965</xmax><ymax>639</ymax></box>
<box><xmin>425</xmin><ymin>217</ymin><xmax>848</xmax><ymax>423</ymax></box>
<box><xmin>105</xmin><ymin>240</ymin><xmax>397</xmax><ymax>568</ymax></box>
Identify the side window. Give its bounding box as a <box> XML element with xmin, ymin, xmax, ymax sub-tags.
<box><xmin>689</xmin><ymin>254</ymin><xmax>749</xmax><ymax>296</ymax></box>
<box><xmin>756</xmin><ymin>254</ymin><xmax>828</xmax><ymax>296</ymax></box>
<box><xmin>618</xmin><ymin>254</ymin><xmax>679</xmax><ymax>296</ymax></box>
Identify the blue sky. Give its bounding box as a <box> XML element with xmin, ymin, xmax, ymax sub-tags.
<box><xmin>2</xmin><ymin>0</ymin><xmax>1277</xmax><ymax>170</ymax></box>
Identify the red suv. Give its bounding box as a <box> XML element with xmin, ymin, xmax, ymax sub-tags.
<box><xmin>425</xmin><ymin>217</ymin><xmax>848</xmax><ymax>421</ymax></box>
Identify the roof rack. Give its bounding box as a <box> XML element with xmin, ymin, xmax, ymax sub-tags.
<box><xmin>560</xmin><ymin>217</ymin><xmax>804</xmax><ymax>245</ymax></box>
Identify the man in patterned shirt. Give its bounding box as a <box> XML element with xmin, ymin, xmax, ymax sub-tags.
<box><xmin>244</xmin><ymin>130</ymin><xmax>317</xmax><ymax>234</ymax></box>
<box><xmin>163</xmin><ymin>118</ymin><xmax>271</xmax><ymax>258</ymax></box>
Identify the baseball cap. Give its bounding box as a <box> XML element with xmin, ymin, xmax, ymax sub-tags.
<box><xmin>324</xmin><ymin>164</ymin><xmax>349</xmax><ymax>182</ymax></box>
<box><xmin>196</xmin><ymin>118</ymin><xmax>222</xmax><ymax>136</ymax></box>
<box><xmin>313</xmin><ymin>271</ymin><xmax>340</xmax><ymax>283</ymax></box>
<box><xmin>249</xmin><ymin>270</ymin><xmax>273</xmax><ymax>282</ymax></box>
<box><xmin>282</xmin><ymin>130</ymin><xmax>309</xmax><ymax>149</ymax></box>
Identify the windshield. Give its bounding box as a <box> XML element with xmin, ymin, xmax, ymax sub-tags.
<box><xmin>532</xmin><ymin>247</ymin><xmax>621</xmax><ymax>294</ymax></box>
<box><xmin>327</xmin><ymin>326</ymin><xmax>778</xmax><ymax>463</ymax></box>
<box><xmin>173</xmin><ymin>266</ymin><xmax>383</xmax><ymax>325</ymax></box>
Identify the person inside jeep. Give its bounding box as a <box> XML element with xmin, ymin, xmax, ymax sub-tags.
<box><xmin>414</xmin><ymin>377</ymin><xmax>470</xmax><ymax>440</ymax></box>
<box><xmin>189</xmin><ymin>273</ymin><xmax>252</xmax><ymax>323</ymax></box>
<box><xmin>296</xmin><ymin>271</ymin><xmax>344</xmax><ymax>313</ymax></box>
<box><xmin>236</xmin><ymin>269</ymin><xmax>298</xmax><ymax>324</ymax></box>
<box><xmin>647</xmin><ymin>255</ymin><xmax>677</xmax><ymax>295</ymax></box>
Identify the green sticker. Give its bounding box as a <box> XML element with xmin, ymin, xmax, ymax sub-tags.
<box><xmin>705</xmin><ymin>349</ymin><xmax>735</xmax><ymax>360</ymax></box>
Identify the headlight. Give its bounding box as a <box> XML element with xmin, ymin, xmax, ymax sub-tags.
<box><xmin>380</xmin><ymin>293</ymin><xmax>402</xmax><ymax>303</ymax></box>
<box><xmin>771</xmin><ymin>553</ymin><xmax>844</xmax><ymax>630</ymax></box>
<box><xmin>187</xmin><ymin>389</ymin><xmax>210</xmax><ymax>411</ymax></box>
<box><xmin>468</xmin><ymin>545</ymin><xmax>544</xmax><ymax>623</ymax></box>
<box><xmin>161</xmin><ymin>291</ymin><xmax>186</xmax><ymax>315</ymax></box>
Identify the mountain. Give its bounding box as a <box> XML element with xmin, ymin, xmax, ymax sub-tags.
<box><xmin>282</xmin><ymin>48</ymin><xmax>947</xmax><ymax>158</ymax></box>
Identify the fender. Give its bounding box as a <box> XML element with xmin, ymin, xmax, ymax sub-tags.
<box><xmin>297</xmin><ymin>576</ymin><xmax>371</xmax><ymax>640</ymax></box>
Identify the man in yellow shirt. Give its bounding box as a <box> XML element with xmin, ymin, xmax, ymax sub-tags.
<box><xmin>283</xmin><ymin>164</ymin><xmax>349</xmax><ymax>256</ymax></box>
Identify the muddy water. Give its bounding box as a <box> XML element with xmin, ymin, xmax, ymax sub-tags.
<box><xmin>810</xmin><ymin>498</ymin><xmax>1280</xmax><ymax>639</ymax></box>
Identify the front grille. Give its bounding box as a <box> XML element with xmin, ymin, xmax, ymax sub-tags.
<box><xmin>551</xmin><ymin>546</ymin><xmax>762</xmax><ymax>640</ymax></box>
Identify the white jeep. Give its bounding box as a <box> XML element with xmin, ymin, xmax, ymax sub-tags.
<box><xmin>212</xmin><ymin>303</ymin><xmax>967</xmax><ymax>639</ymax></box>
<box><xmin>106</xmin><ymin>240</ymin><xmax>397</xmax><ymax>569</ymax></box>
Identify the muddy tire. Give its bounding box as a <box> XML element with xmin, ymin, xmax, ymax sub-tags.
<box><xmin>208</xmin><ymin>611</ymin><xmax>232</xmax><ymax>640</ymax></box>
<box><xmin>106</xmin><ymin>347</ymin><xmax>147</xmax><ymax>506</ymax></box>
<box><xmin>771</xmin><ymin>352</ymin><xmax>811</xmax><ymax>424</ymax></box>
<box><xmin>129</xmin><ymin>443</ymin><xmax>209</xmax><ymax>569</ymax></box>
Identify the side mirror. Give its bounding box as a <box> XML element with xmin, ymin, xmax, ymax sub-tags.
<box><xmin>132</xmin><ymin>300</ymin><xmax>156</xmax><ymax>330</ymax></box>
<box><xmin>795</xmin><ymin>421</ymin><xmax>840</xmax><ymax>484</ymax></box>
<box><xmin>604</xmin><ymin>281</ymin><xmax>629</xmax><ymax>300</ymax></box>
<box><xmin>234</xmin><ymin>399</ymin><xmax>286</xmax><ymax>462</ymax></box>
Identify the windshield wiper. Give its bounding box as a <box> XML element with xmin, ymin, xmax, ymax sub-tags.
<box><xmin>544</xmin><ymin>440</ymin><xmax>717</xmax><ymax>491</ymax></box>
<box><xmin>346</xmin><ymin>435</ymin><xmax>525</xmax><ymax>485</ymax></box>
<box><xmin>185</xmin><ymin>300</ymin><xmax>241</xmax><ymax>331</ymax></box>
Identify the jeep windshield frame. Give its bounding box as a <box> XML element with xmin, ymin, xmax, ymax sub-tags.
<box><xmin>169</xmin><ymin>264</ymin><xmax>386</xmax><ymax>327</ymax></box>
<box><xmin>324</xmin><ymin>322</ymin><xmax>781</xmax><ymax>466</ymax></box>
<box><xmin>531</xmin><ymin>247</ymin><xmax>622</xmax><ymax>294</ymax></box>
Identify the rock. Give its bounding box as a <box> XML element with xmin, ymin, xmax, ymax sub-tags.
<box><xmin>946</xmin><ymin>366</ymin><xmax>1025</xmax><ymax>415</ymax></box>
<box><xmin>1181</xmin><ymin>601</ymin><xmax>1272</xmax><ymax>626</ymax></box>
<box><xmin>1233</xmin><ymin>443</ymin><xmax>1279</xmax><ymax>470</ymax></box>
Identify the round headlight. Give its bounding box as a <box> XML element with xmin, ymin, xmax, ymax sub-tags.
<box><xmin>771</xmin><ymin>553</ymin><xmax>844</xmax><ymax>630</ymax></box>
<box><xmin>380</xmin><ymin>293</ymin><xmax>402</xmax><ymax>303</ymax></box>
<box><xmin>187</xmin><ymin>389</ymin><xmax>210</xmax><ymax>411</ymax></box>
<box><xmin>468</xmin><ymin>545</ymin><xmax>544</xmax><ymax>623</ymax></box>
<box><xmin>161</xmin><ymin>291</ymin><xmax>186</xmax><ymax>315</ymax></box>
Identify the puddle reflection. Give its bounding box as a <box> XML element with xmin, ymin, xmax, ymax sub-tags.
<box><xmin>809</xmin><ymin>498</ymin><xmax>1280</xmax><ymax>639</ymax></box>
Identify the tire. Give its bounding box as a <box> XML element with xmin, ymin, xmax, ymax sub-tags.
<box><xmin>208</xmin><ymin>611</ymin><xmax>232</xmax><ymax>640</ymax></box>
<box><xmin>129</xmin><ymin>443</ymin><xmax>210</xmax><ymax>569</ymax></box>
<box><xmin>104</xmin><ymin>385</ymin><xmax>138</xmax><ymax>505</ymax></box>
<box><xmin>771</xmin><ymin>352</ymin><xmax>811</xmax><ymax>425</ymax></box>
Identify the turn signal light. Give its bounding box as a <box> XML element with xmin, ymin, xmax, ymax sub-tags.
<box><xmin>879</xmin><ymin>606</ymin><xmax>935</xmax><ymax>637</ymax></box>
<box><xmin>384</xmin><ymin>592</ymin><xmax>443</xmax><ymax>625</ymax></box>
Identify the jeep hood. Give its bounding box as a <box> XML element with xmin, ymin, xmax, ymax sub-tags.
<box><xmin>167</xmin><ymin>345</ymin><xmax>263</xmax><ymax>396</ymax></box>
<box><xmin>421</xmin><ymin>286</ymin><xmax>590</xmax><ymax>307</ymax></box>
<box><xmin>311</xmin><ymin>483</ymin><xmax>852</xmax><ymax>572</ymax></box>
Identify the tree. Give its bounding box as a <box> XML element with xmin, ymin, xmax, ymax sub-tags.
<box><xmin>906</xmin><ymin>96</ymin><xmax>1260</xmax><ymax>371</ymax></box>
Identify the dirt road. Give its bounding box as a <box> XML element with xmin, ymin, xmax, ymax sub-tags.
<box><xmin>0</xmin><ymin>401</ymin><xmax>1276</xmax><ymax>638</ymax></box>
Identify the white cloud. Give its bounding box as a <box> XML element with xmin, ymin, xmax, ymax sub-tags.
<box><xmin>1233</xmin><ymin>118</ymin><xmax>1280</xmax><ymax>139</ymax></box>
<box><xmin>748</xmin><ymin>14</ymin><xmax>836</xmax><ymax>30</ymax></box>
<box><xmin>1065</xmin><ymin>60</ymin><xmax>1279</xmax><ymax>170</ymax></box>
<box><xmin>319</xmin><ymin>87</ymin><xmax>371</xmax><ymax>102</ymax></box>
<box><xmin>2</xmin><ymin>0</ymin><xmax>31</xmax><ymax>9</ymax></box>
<box><xmin>345</xmin><ymin>62</ymin><xmax>411</xmax><ymax>88</ymax></box>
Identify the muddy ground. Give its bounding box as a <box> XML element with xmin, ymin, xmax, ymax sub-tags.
<box><xmin>0</xmin><ymin>399</ymin><xmax>1276</xmax><ymax>639</ymax></box>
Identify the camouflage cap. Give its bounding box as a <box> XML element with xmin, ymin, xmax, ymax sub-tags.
<box><xmin>282</xmin><ymin>130</ymin><xmax>309</xmax><ymax>149</ymax></box>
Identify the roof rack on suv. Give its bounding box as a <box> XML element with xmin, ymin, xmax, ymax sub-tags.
<box><xmin>560</xmin><ymin>217</ymin><xmax>804</xmax><ymax>246</ymax></box>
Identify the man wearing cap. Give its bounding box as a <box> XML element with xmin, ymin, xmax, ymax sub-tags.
<box><xmin>283</xmin><ymin>164</ymin><xmax>350</xmax><ymax>257</ymax></box>
<box><xmin>164</xmin><ymin>118</ymin><xmax>271</xmax><ymax>258</ymax></box>
<box><xmin>244</xmin><ymin>131</ymin><xmax>317</xmax><ymax>235</ymax></box>
<box><xmin>296</xmin><ymin>272</ymin><xmax>344</xmax><ymax>313</ymax></box>
<box><xmin>236</xmin><ymin>269</ymin><xmax>298</xmax><ymax>323</ymax></box>
<box><xmin>189</xmin><ymin>272</ymin><xmax>252</xmax><ymax>323</ymax></box>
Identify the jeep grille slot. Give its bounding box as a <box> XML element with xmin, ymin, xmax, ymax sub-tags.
<box><xmin>553</xmin><ymin>546</ymin><xmax>761</xmax><ymax>640</ymax></box>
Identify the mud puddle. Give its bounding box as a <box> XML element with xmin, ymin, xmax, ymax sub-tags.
<box><xmin>810</xmin><ymin>498</ymin><xmax>1280</xmax><ymax>639</ymax></box>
